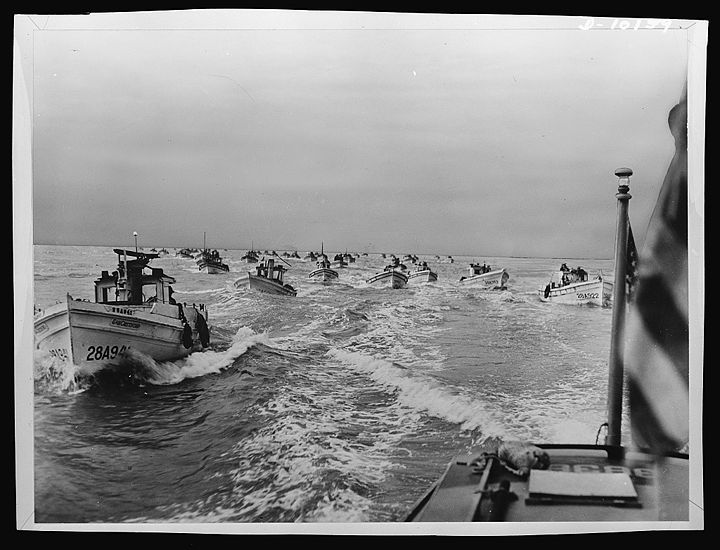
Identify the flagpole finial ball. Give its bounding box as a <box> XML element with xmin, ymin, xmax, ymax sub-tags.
<box><xmin>614</xmin><ymin>167</ymin><xmax>633</xmax><ymax>178</ymax></box>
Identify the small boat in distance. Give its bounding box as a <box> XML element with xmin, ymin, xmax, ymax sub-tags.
<box><xmin>234</xmin><ymin>256</ymin><xmax>297</xmax><ymax>296</ymax></box>
<box><xmin>308</xmin><ymin>253</ymin><xmax>339</xmax><ymax>283</ymax></box>
<box><xmin>176</xmin><ymin>248</ymin><xmax>195</xmax><ymax>259</ymax></box>
<box><xmin>366</xmin><ymin>258</ymin><xmax>408</xmax><ymax>289</ymax></box>
<box><xmin>240</xmin><ymin>242</ymin><xmax>259</xmax><ymax>264</ymax></box>
<box><xmin>539</xmin><ymin>264</ymin><xmax>612</xmax><ymax>306</ymax></box>
<box><xmin>459</xmin><ymin>263</ymin><xmax>509</xmax><ymax>289</ymax></box>
<box><xmin>197</xmin><ymin>249</ymin><xmax>230</xmax><ymax>274</ymax></box>
<box><xmin>196</xmin><ymin>233</ymin><xmax>229</xmax><ymax>274</ymax></box>
<box><xmin>407</xmin><ymin>261</ymin><xmax>438</xmax><ymax>284</ymax></box>
<box><xmin>330</xmin><ymin>253</ymin><xmax>348</xmax><ymax>269</ymax></box>
<box><xmin>308</xmin><ymin>243</ymin><xmax>338</xmax><ymax>283</ymax></box>
<box><xmin>34</xmin><ymin>248</ymin><xmax>210</xmax><ymax>369</ymax></box>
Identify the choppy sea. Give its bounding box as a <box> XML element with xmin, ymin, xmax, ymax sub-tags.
<box><xmin>29</xmin><ymin>245</ymin><xmax>627</xmax><ymax>524</ymax></box>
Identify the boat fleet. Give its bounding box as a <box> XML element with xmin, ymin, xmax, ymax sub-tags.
<box><xmin>34</xmin><ymin>237</ymin><xmax>614</xmax><ymax>372</ymax></box>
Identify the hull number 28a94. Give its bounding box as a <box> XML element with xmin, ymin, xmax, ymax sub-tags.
<box><xmin>85</xmin><ymin>344</ymin><xmax>129</xmax><ymax>361</ymax></box>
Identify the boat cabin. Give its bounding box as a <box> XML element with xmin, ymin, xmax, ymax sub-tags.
<box><xmin>316</xmin><ymin>255</ymin><xmax>331</xmax><ymax>269</ymax></box>
<box><xmin>469</xmin><ymin>263</ymin><xmax>492</xmax><ymax>276</ymax></box>
<box><xmin>94</xmin><ymin>249</ymin><xmax>176</xmax><ymax>305</ymax></box>
<box><xmin>548</xmin><ymin>266</ymin><xmax>589</xmax><ymax>288</ymax></box>
<box><xmin>256</xmin><ymin>258</ymin><xmax>287</xmax><ymax>283</ymax></box>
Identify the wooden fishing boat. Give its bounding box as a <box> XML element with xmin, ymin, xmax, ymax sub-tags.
<box><xmin>407</xmin><ymin>262</ymin><xmax>438</xmax><ymax>283</ymax></box>
<box><xmin>539</xmin><ymin>267</ymin><xmax>613</xmax><ymax>306</ymax></box>
<box><xmin>176</xmin><ymin>248</ymin><xmax>195</xmax><ymax>259</ymax></box>
<box><xmin>234</xmin><ymin>257</ymin><xmax>297</xmax><ymax>296</ymax></box>
<box><xmin>308</xmin><ymin>245</ymin><xmax>338</xmax><ymax>283</ymax></box>
<box><xmin>34</xmin><ymin>248</ymin><xmax>210</xmax><ymax>368</ymax></box>
<box><xmin>405</xmin><ymin>94</ymin><xmax>692</xmax><ymax>524</ymax></box>
<box><xmin>196</xmin><ymin>233</ymin><xmax>229</xmax><ymax>274</ymax></box>
<box><xmin>367</xmin><ymin>259</ymin><xmax>409</xmax><ymax>289</ymax></box>
<box><xmin>459</xmin><ymin>264</ymin><xmax>509</xmax><ymax>289</ymax></box>
<box><xmin>308</xmin><ymin>254</ymin><xmax>339</xmax><ymax>283</ymax></box>
<box><xmin>196</xmin><ymin>250</ymin><xmax>229</xmax><ymax>274</ymax></box>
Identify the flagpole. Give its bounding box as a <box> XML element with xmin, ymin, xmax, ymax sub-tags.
<box><xmin>606</xmin><ymin>167</ymin><xmax>633</xmax><ymax>446</ymax></box>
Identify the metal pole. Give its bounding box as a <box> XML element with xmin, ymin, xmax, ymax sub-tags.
<box><xmin>606</xmin><ymin>168</ymin><xmax>632</xmax><ymax>446</ymax></box>
<box><xmin>133</xmin><ymin>231</ymin><xmax>138</xmax><ymax>253</ymax></box>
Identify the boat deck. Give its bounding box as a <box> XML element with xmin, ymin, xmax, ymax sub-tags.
<box><xmin>406</xmin><ymin>444</ymin><xmax>688</xmax><ymax>522</ymax></box>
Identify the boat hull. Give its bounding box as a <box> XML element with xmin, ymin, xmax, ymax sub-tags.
<box><xmin>366</xmin><ymin>269</ymin><xmax>408</xmax><ymax>289</ymax></box>
<box><xmin>308</xmin><ymin>267</ymin><xmax>339</xmax><ymax>282</ymax></box>
<box><xmin>407</xmin><ymin>269</ymin><xmax>438</xmax><ymax>283</ymax></box>
<box><xmin>198</xmin><ymin>262</ymin><xmax>229</xmax><ymax>274</ymax></box>
<box><xmin>234</xmin><ymin>273</ymin><xmax>298</xmax><ymax>296</ymax></box>
<box><xmin>459</xmin><ymin>268</ymin><xmax>509</xmax><ymax>289</ymax></box>
<box><xmin>34</xmin><ymin>297</ymin><xmax>207</xmax><ymax>368</ymax></box>
<box><xmin>539</xmin><ymin>278</ymin><xmax>613</xmax><ymax>306</ymax></box>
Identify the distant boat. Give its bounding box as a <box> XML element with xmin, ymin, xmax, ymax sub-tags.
<box><xmin>197</xmin><ymin>250</ymin><xmax>229</xmax><ymax>274</ymax></box>
<box><xmin>34</xmin><ymin>248</ymin><xmax>210</xmax><ymax>368</ymax></box>
<box><xmin>176</xmin><ymin>248</ymin><xmax>195</xmax><ymax>259</ymax></box>
<box><xmin>196</xmin><ymin>233</ymin><xmax>229</xmax><ymax>274</ymax></box>
<box><xmin>367</xmin><ymin>258</ymin><xmax>408</xmax><ymax>289</ymax></box>
<box><xmin>234</xmin><ymin>257</ymin><xmax>297</xmax><ymax>296</ymax></box>
<box><xmin>330</xmin><ymin>253</ymin><xmax>348</xmax><ymax>269</ymax></box>
<box><xmin>459</xmin><ymin>264</ymin><xmax>509</xmax><ymax>289</ymax></box>
<box><xmin>308</xmin><ymin>243</ymin><xmax>338</xmax><ymax>283</ymax></box>
<box><xmin>308</xmin><ymin>254</ymin><xmax>339</xmax><ymax>283</ymax></box>
<box><xmin>367</xmin><ymin>268</ymin><xmax>408</xmax><ymax>289</ymax></box>
<box><xmin>407</xmin><ymin>262</ymin><xmax>438</xmax><ymax>283</ymax></box>
<box><xmin>241</xmin><ymin>242</ymin><xmax>259</xmax><ymax>263</ymax></box>
<box><xmin>303</xmin><ymin>251</ymin><xmax>317</xmax><ymax>262</ymax></box>
<box><xmin>539</xmin><ymin>264</ymin><xmax>612</xmax><ymax>306</ymax></box>
<box><xmin>241</xmin><ymin>250</ymin><xmax>259</xmax><ymax>263</ymax></box>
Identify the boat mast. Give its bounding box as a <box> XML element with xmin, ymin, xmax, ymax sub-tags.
<box><xmin>606</xmin><ymin>167</ymin><xmax>633</xmax><ymax>446</ymax></box>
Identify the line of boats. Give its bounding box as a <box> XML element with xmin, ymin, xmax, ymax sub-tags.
<box><xmin>33</xmin><ymin>243</ymin><xmax>610</xmax><ymax>372</ymax></box>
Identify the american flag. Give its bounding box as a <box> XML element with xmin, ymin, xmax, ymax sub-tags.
<box><xmin>625</xmin><ymin>88</ymin><xmax>689</xmax><ymax>454</ymax></box>
<box><xmin>626</xmin><ymin>222</ymin><xmax>639</xmax><ymax>303</ymax></box>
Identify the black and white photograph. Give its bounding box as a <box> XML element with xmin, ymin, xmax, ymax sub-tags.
<box><xmin>13</xmin><ymin>10</ymin><xmax>706</xmax><ymax>535</ymax></box>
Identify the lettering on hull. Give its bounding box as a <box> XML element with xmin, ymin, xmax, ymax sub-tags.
<box><xmin>111</xmin><ymin>318</ymin><xmax>142</xmax><ymax>329</ymax></box>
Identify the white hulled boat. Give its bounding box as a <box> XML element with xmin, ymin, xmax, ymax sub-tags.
<box><xmin>196</xmin><ymin>233</ymin><xmax>229</xmax><ymax>274</ymax></box>
<box><xmin>539</xmin><ymin>264</ymin><xmax>613</xmax><ymax>306</ymax></box>
<box><xmin>367</xmin><ymin>258</ymin><xmax>409</xmax><ymax>289</ymax></box>
<box><xmin>196</xmin><ymin>249</ymin><xmax>229</xmax><ymax>274</ymax></box>
<box><xmin>234</xmin><ymin>257</ymin><xmax>297</xmax><ymax>296</ymax></box>
<box><xmin>308</xmin><ymin>254</ymin><xmax>339</xmax><ymax>283</ymax></box>
<box><xmin>34</xmin><ymin>249</ymin><xmax>210</xmax><ymax>368</ymax></box>
<box><xmin>459</xmin><ymin>264</ymin><xmax>509</xmax><ymax>289</ymax></box>
<box><xmin>330</xmin><ymin>253</ymin><xmax>348</xmax><ymax>269</ymax></box>
<box><xmin>407</xmin><ymin>261</ymin><xmax>438</xmax><ymax>283</ymax></box>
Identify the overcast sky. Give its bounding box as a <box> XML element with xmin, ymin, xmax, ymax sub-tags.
<box><xmin>23</xmin><ymin>11</ymin><xmax>691</xmax><ymax>258</ymax></box>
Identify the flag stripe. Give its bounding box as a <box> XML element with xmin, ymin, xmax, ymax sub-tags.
<box><xmin>625</xmin><ymin>90</ymin><xmax>689</xmax><ymax>454</ymax></box>
<box><xmin>633</xmin><ymin>274</ymin><xmax>689</xmax><ymax>380</ymax></box>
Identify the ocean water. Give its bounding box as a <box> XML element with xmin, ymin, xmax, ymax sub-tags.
<box><xmin>29</xmin><ymin>245</ymin><xmax>628</xmax><ymax>524</ymax></box>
